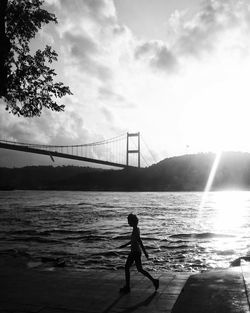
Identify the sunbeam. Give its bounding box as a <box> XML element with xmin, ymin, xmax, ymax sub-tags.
<box><xmin>192</xmin><ymin>151</ymin><xmax>223</xmax><ymax>233</ymax></box>
<box><xmin>199</xmin><ymin>151</ymin><xmax>222</xmax><ymax>211</ymax></box>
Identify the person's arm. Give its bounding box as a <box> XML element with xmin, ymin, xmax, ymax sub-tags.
<box><xmin>119</xmin><ymin>241</ymin><xmax>131</xmax><ymax>249</ymax></box>
<box><xmin>136</xmin><ymin>229</ymin><xmax>149</xmax><ymax>259</ymax></box>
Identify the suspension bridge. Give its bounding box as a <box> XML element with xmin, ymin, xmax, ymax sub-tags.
<box><xmin>0</xmin><ymin>132</ymin><xmax>155</xmax><ymax>168</ymax></box>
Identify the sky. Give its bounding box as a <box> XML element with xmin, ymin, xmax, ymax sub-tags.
<box><xmin>1</xmin><ymin>0</ymin><xmax>250</xmax><ymax>168</ymax></box>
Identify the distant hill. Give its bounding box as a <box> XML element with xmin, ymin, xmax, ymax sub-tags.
<box><xmin>1</xmin><ymin>152</ymin><xmax>250</xmax><ymax>191</ymax></box>
<box><xmin>146</xmin><ymin>152</ymin><xmax>250</xmax><ymax>190</ymax></box>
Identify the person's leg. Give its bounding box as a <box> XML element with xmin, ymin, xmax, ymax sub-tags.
<box><xmin>125</xmin><ymin>253</ymin><xmax>134</xmax><ymax>287</ymax></box>
<box><xmin>135</xmin><ymin>252</ymin><xmax>159</xmax><ymax>290</ymax></box>
<box><xmin>120</xmin><ymin>253</ymin><xmax>134</xmax><ymax>293</ymax></box>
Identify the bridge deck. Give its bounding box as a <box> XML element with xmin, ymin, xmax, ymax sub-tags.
<box><xmin>0</xmin><ymin>142</ymin><xmax>135</xmax><ymax>169</ymax></box>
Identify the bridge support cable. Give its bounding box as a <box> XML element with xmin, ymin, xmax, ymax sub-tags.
<box><xmin>141</xmin><ymin>135</ymin><xmax>158</xmax><ymax>166</ymax></box>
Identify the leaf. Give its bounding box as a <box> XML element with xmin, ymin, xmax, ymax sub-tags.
<box><xmin>0</xmin><ymin>0</ymin><xmax>72</xmax><ymax>117</ymax></box>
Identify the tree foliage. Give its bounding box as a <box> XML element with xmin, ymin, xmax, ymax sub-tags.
<box><xmin>0</xmin><ymin>0</ymin><xmax>72</xmax><ymax>117</ymax></box>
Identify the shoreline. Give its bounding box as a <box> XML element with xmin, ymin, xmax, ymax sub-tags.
<box><xmin>0</xmin><ymin>187</ymin><xmax>211</xmax><ymax>191</ymax></box>
<box><xmin>0</xmin><ymin>248</ymin><xmax>219</xmax><ymax>273</ymax></box>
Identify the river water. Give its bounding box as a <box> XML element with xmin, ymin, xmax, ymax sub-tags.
<box><xmin>1</xmin><ymin>190</ymin><xmax>250</xmax><ymax>272</ymax></box>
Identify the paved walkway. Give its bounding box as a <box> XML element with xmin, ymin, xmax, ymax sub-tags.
<box><xmin>0</xmin><ymin>266</ymin><xmax>189</xmax><ymax>313</ymax></box>
<box><xmin>1</xmin><ymin>262</ymin><xmax>250</xmax><ymax>313</ymax></box>
<box><xmin>172</xmin><ymin>266</ymin><xmax>250</xmax><ymax>313</ymax></box>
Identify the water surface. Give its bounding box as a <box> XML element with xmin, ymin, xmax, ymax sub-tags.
<box><xmin>1</xmin><ymin>190</ymin><xmax>250</xmax><ymax>272</ymax></box>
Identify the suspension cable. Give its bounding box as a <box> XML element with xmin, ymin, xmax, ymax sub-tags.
<box><xmin>0</xmin><ymin>133</ymin><xmax>127</xmax><ymax>149</ymax></box>
<box><xmin>141</xmin><ymin>135</ymin><xmax>158</xmax><ymax>164</ymax></box>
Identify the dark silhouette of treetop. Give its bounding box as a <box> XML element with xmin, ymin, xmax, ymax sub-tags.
<box><xmin>0</xmin><ymin>0</ymin><xmax>72</xmax><ymax>117</ymax></box>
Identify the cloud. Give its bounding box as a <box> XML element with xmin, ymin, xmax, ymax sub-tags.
<box><xmin>101</xmin><ymin>107</ymin><xmax>114</xmax><ymax>123</ymax></box>
<box><xmin>132</xmin><ymin>0</ymin><xmax>250</xmax><ymax>75</ymax></box>
<box><xmin>135</xmin><ymin>41</ymin><xmax>178</xmax><ymax>72</ymax></box>
<box><xmin>0</xmin><ymin>98</ymin><xmax>91</xmax><ymax>147</ymax></box>
<box><xmin>51</xmin><ymin>0</ymin><xmax>117</xmax><ymax>34</ymax></box>
<box><xmin>98</xmin><ymin>87</ymin><xmax>135</xmax><ymax>108</ymax></box>
<box><xmin>62</xmin><ymin>31</ymin><xmax>112</xmax><ymax>81</ymax></box>
<box><xmin>64</xmin><ymin>32</ymin><xmax>98</xmax><ymax>56</ymax></box>
<box><xmin>172</xmin><ymin>0</ymin><xmax>250</xmax><ymax>58</ymax></box>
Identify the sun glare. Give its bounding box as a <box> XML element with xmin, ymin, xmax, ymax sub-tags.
<box><xmin>196</xmin><ymin>152</ymin><xmax>248</xmax><ymax>244</ymax></box>
<box><xmin>212</xmin><ymin>191</ymin><xmax>247</xmax><ymax>233</ymax></box>
<box><xmin>138</xmin><ymin>53</ymin><xmax>250</xmax><ymax>158</ymax></box>
<box><xmin>204</xmin><ymin>191</ymin><xmax>249</xmax><ymax>258</ymax></box>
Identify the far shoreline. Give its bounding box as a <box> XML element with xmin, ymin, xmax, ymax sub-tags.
<box><xmin>1</xmin><ymin>188</ymin><xmax>250</xmax><ymax>192</ymax></box>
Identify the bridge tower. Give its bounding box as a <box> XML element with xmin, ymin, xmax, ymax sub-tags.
<box><xmin>126</xmin><ymin>132</ymin><xmax>140</xmax><ymax>168</ymax></box>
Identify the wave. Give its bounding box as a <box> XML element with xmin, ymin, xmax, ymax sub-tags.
<box><xmin>112</xmin><ymin>235</ymin><xmax>158</xmax><ymax>241</ymax></box>
<box><xmin>91</xmin><ymin>251</ymin><xmax>120</xmax><ymax>257</ymax></box>
<box><xmin>64</xmin><ymin>235</ymin><xmax>109</xmax><ymax>241</ymax></box>
<box><xmin>77</xmin><ymin>202</ymin><xmax>93</xmax><ymax>206</ymax></box>
<box><xmin>169</xmin><ymin>232</ymin><xmax>235</xmax><ymax>240</ymax></box>
<box><xmin>48</xmin><ymin>229</ymin><xmax>93</xmax><ymax>235</ymax></box>
<box><xmin>141</xmin><ymin>236</ymin><xmax>159</xmax><ymax>241</ymax></box>
<box><xmin>161</xmin><ymin>239</ymin><xmax>189</xmax><ymax>244</ymax></box>
<box><xmin>9</xmin><ymin>236</ymin><xmax>62</xmax><ymax>244</ymax></box>
<box><xmin>0</xmin><ymin>248</ymin><xmax>31</xmax><ymax>257</ymax></box>
<box><xmin>112</xmin><ymin>235</ymin><xmax>130</xmax><ymax>240</ymax></box>
<box><xmin>213</xmin><ymin>249</ymin><xmax>235</xmax><ymax>256</ymax></box>
<box><xmin>160</xmin><ymin>244</ymin><xmax>191</xmax><ymax>250</ymax></box>
<box><xmin>11</xmin><ymin>230</ymin><xmax>51</xmax><ymax>236</ymax></box>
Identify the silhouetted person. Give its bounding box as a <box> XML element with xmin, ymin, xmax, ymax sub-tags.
<box><xmin>119</xmin><ymin>213</ymin><xmax>159</xmax><ymax>293</ymax></box>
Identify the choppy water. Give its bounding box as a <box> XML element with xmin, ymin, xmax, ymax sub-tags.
<box><xmin>1</xmin><ymin>190</ymin><xmax>250</xmax><ymax>272</ymax></box>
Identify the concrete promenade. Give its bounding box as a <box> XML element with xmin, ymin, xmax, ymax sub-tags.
<box><xmin>172</xmin><ymin>265</ymin><xmax>250</xmax><ymax>313</ymax></box>
<box><xmin>1</xmin><ymin>260</ymin><xmax>250</xmax><ymax>313</ymax></box>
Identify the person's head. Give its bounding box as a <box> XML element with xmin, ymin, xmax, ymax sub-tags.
<box><xmin>127</xmin><ymin>213</ymin><xmax>138</xmax><ymax>227</ymax></box>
